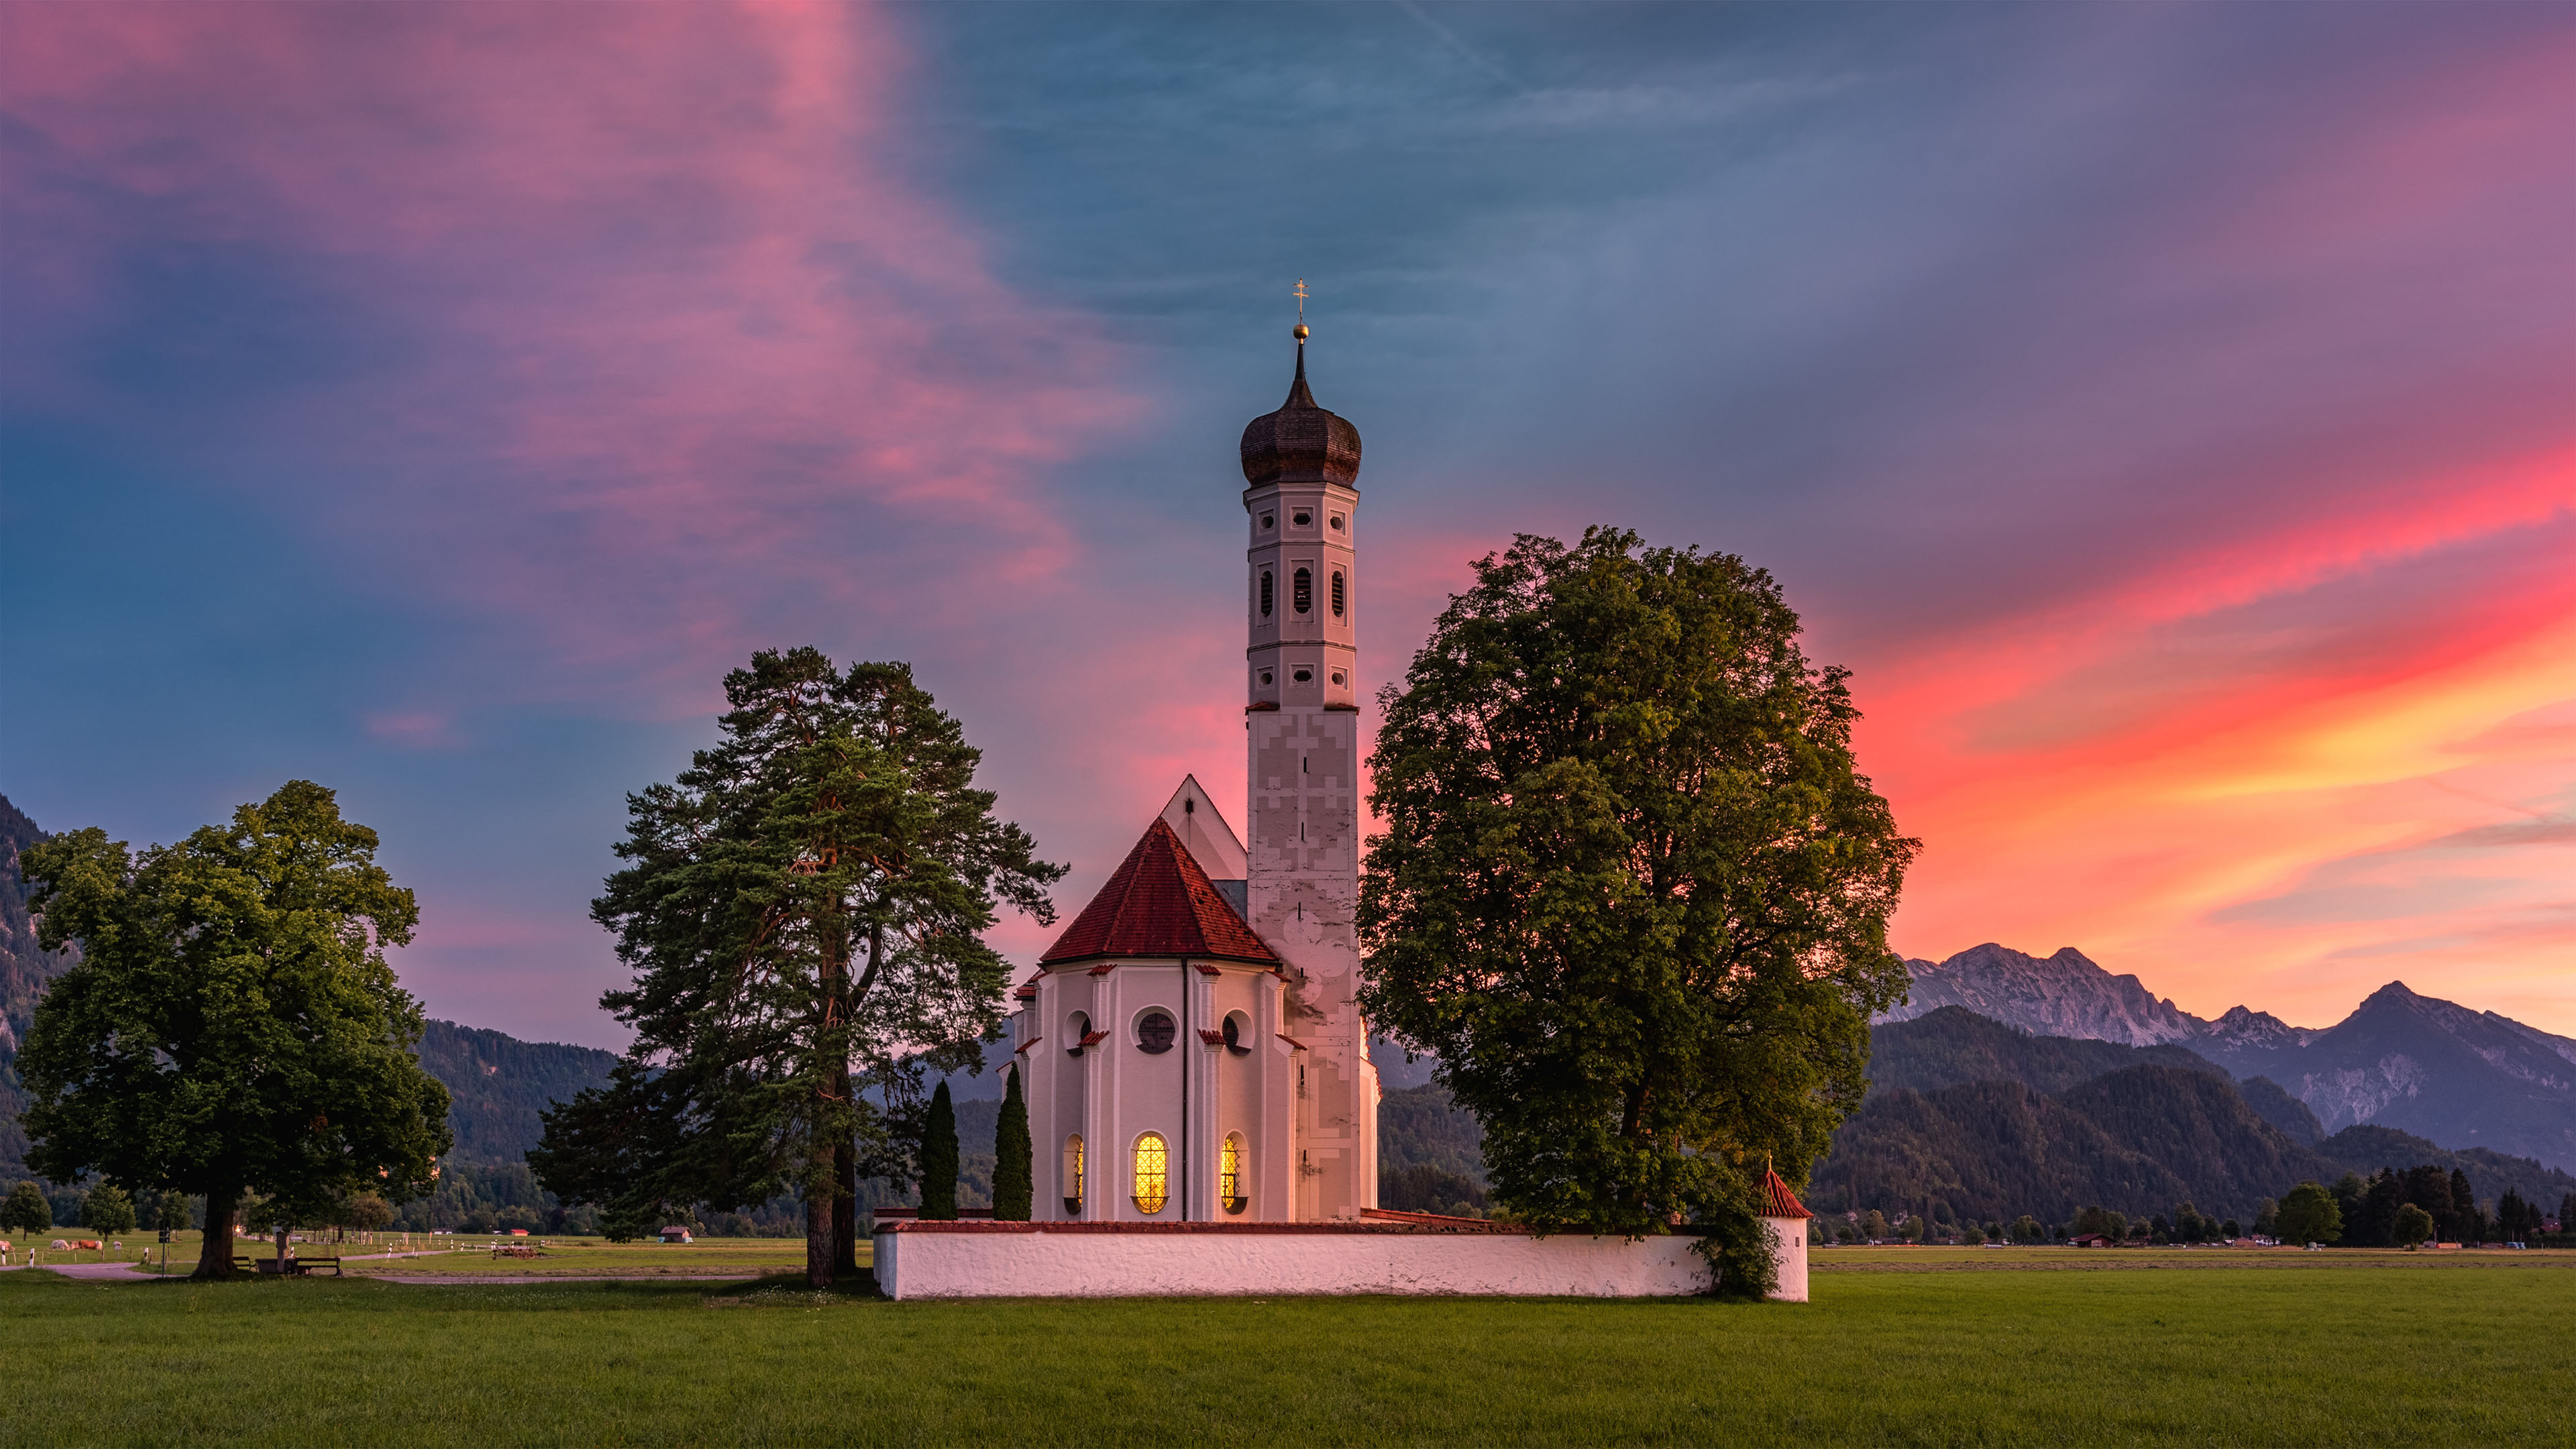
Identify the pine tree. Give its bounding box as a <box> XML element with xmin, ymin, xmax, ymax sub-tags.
<box><xmin>992</xmin><ymin>1065</ymin><xmax>1033</xmax><ymax>1222</ymax></box>
<box><xmin>920</xmin><ymin>1081</ymin><xmax>959</xmax><ymax>1220</ymax></box>
<box><xmin>530</xmin><ymin>651</ymin><xmax>1062</xmax><ymax>1285</ymax></box>
<box><xmin>2449</xmin><ymin>1168</ymin><xmax>2479</xmax><ymax>1243</ymax></box>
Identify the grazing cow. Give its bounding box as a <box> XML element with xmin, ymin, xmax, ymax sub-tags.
<box><xmin>50</xmin><ymin>1240</ymin><xmax>70</xmax><ymax>1250</ymax></box>
<box><xmin>75</xmin><ymin>1240</ymin><xmax>102</xmax><ymax>1250</ymax></box>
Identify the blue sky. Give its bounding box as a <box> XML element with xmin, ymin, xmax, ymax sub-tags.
<box><xmin>5</xmin><ymin>2</ymin><xmax>2572</xmax><ymax>1044</ymax></box>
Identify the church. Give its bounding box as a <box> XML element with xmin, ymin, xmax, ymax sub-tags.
<box><xmin>1010</xmin><ymin>321</ymin><xmax>1379</xmax><ymax>1225</ymax></box>
<box><xmin>873</xmin><ymin>327</ymin><xmax>1813</xmax><ymax>1297</ymax></box>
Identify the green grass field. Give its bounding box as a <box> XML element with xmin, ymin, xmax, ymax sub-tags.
<box><xmin>3</xmin><ymin>1251</ymin><xmax>2567</xmax><ymax>1447</ymax></box>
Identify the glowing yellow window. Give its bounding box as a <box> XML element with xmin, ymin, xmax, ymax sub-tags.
<box><xmin>1132</xmin><ymin>1132</ymin><xmax>1169</xmax><ymax>1214</ymax></box>
<box><xmin>1222</xmin><ymin>1133</ymin><xmax>1247</xmax><ymax>1214</ymax></box>
<box><xmin>1064</xmin><ymin>1135</ymin><xmax>1084</xmax><ymax>1215</ymax></box>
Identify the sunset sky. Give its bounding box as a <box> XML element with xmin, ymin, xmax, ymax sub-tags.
<box><xmin>4</xmin><ymin>2</ymin><xmax>2571</xmax><ymax>1047</ymax></box>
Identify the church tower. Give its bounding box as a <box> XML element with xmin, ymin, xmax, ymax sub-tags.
<box><xmin>1238</xmin><ymin>321</ymin><xmax>1378</xmax><ymax>1218</ymax></box>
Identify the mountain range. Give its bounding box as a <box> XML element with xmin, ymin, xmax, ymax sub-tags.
<box><xmin>1819</xmin><ymin>1007</ymin><xmax>2576</xmax><ymax>1223</ymax></box>
<box><xmin>1884</xmin><ymin>943</ymin><xmax>2576</xmax><ymax>1172</ymax></box>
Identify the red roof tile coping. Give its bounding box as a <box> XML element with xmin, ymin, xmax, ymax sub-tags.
<box><xmin>1761</xmin><ymin>1169</ymin><xmax>1815</xmax><ymax>1220</ymax></box>
<box><xmin>1079</xmin><ymin>1030</ymin><xmax>1108</xmax><ymax>1048</ymax></box>
<box><xmin>1197</xmin><ymin>1029</ymin><xmax>1226</xmax><ymax>1046</ymax></box>
<box><xmin>1014</xmin><ymin>1038</ymin><xmax>1040</xmax><ymax>1055</ymax></box>
<box><xmin>1278</xmin><ymin>1034</ymin><xmax>1309</xmax><ymax>1050</ymax></box>
<box><xmin>1040</xmin><ymin>817</ymin><xmax>1281</xmax><ymax>966</ymax></box>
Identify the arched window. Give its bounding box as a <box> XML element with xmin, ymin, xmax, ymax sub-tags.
<box><xmin>1222</xmin><ymin>1133</ymin><xmax>1247</xmax><ymax>1214</ymax></box>
<box><xmin>1260</xmin><ymin>571</ymin><xmax>1273</xmax><ymax>618</ymax></box>
<box><xmin>1132</xmin><ymin>1133</ymin><xmax>1169</xmax><ymax>1214</ymax></box>
<box><xmin>1064</xmin><ymin>1135</ymin><xmax>1085</xmax><ymax>1214</ymax></box>
<box><xmin>1136</xmin><ymin>1011</ymin><xmax>1175</xmax><ymax>1054</ymax></box>
<box><xmin>1065</xmin><ymin>1011</ymin><xmax>1091</xmax><ymax>1057</ymax></box>
<box><xmin>1221</xmin><ymin>1012</ymin><xmax>1250</xmax><ymax>1055</ymax></box>
<box><xmin>1292</xmin><ymin>568</ymin><xmax>1312</xmax><ymax>614</ymax></box>
<box><xmin>1331</xmin><ymin>571</ymin><xmax>1344</xmax><ymax>617</ymax></box>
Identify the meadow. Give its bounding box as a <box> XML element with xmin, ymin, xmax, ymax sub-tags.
<box><xmin>3</xmin><ymin>1249</ymin><xmax>2568</xmax><ymax>1447</ymax></box>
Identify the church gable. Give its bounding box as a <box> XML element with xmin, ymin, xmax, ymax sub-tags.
<box><xmin>1039</xmin><ymin>817</ymin><xmax>1280</xmax><ymax>966</ymax></box>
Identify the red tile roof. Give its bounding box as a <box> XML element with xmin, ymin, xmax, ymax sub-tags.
<box><xmin>1760</xmin><ymin>1169</ymin><xmax>1814</xmax><ymax>1220</ymax></box>
<box><xmin>1039</xmin><ymin>817</ymin><xmax>1280</xmax><ymax>966</ymax></box>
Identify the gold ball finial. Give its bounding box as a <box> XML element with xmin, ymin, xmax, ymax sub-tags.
<box><xmin>1293</xmin><ymin>323</ymin><xmax>1309</xmax><ymax>341</ymax></box>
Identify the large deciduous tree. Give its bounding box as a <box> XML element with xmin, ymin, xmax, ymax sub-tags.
<box><xmin>1358</xmin><ymin>529</ymin><xmax>1916</xmax><ymax>1297</ymax></box>
<box><xmin>15</xmin><ymin>782</ymin><xmax>451</xmax><ymax>1279</ymax></box>
<box><xmin>531</xmin><ymin>649</ymin><xmax>1061</xmax><ymax>1287</ymax></box>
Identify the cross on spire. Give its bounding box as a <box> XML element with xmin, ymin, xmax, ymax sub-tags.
<box><xmin>1293</xmin><ymin>278</ymin><xmax>1309</xmax><ymax>341</ymax></box>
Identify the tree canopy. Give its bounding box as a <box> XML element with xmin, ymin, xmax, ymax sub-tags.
<box><xmin>2277</xmin><ymin>1181</ymin><xmax>2342</xmax><ymax>1245</ymax></box>
<box><xmin>1358</xmin><ymin>529</ymin><xmax>1915</xmax><ymax>1297</ymax></box>
<box><xmin>531</xmin><ymin>649</ymin><xmax>1061</xmax><ymax>1285</ymax></box>
<box><xmin>15</xmin><ymin>782</ymin><xmax>451</xmax><ymax>1277</ymax></box>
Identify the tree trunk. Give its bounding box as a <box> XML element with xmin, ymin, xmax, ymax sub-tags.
<box><xmin>805</xmin><ymin>1177</ymin><xmax>835</xmax><ymax>1289</ymax></box>
<box><xmin>276</xmin><ymin>1223</ymin><xmax>290</xmax><ymax>1271</ymax></box>
<box><xmin>194</xmin><ymin>1188</ymin><xmax>237</xmax><ymax>1280</ymax></box>
<box><xmin>834</xmin><ymin>1134</ymin><xmax>859</xmax><ymax>1276</ymax></box>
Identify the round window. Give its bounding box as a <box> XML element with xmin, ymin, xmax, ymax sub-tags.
<box><xmin>1292</xmin><ymin>668</ymin><xmax>1312</xmax><ymax>683</ymax></box>
<box><xmin>1136</xmin><ymin>1012</ymin><xmax>1175</xmax><ymax>1054</ymax></box>
<box><xmin>1293</xmin><ymin>511</ymin><xmax>1311</xmax><ymax>526</ymax></box>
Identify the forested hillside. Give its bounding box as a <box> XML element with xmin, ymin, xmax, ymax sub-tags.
<box><xmin>0</xmin><ymin>795</ymin><xmax>76</xmax><ymax>1178</ymax></box>
<box><xmin>415</xmin><ymin>1020</ymin><xmax>618</xmax><ymax>1165</ymax></box>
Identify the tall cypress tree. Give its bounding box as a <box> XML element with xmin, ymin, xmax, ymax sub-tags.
<box><xmin>992</xmin><ymin>1065</ymin><xmax>1033</xmax><ymax>1221</ymax></box>
<box><xmin>920</xmin><ymin>1081</ymin><xmax>959</xmax><ymax>1220</ymax></box>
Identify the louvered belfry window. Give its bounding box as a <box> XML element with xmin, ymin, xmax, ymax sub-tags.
<box><xmin>1293</xmin><ymin>568</ymin><xmax>1312</xmax><ymax>614</ymax></box>
<box><xmin>1331</xmin><ymin>570</ymin><xmax>1345</xmax><ymax>617</ymax></box>
<box><xmin>1260</xmin><ymin>571</ymin><xmax>1273</xmax><ymax>617</ymax></box>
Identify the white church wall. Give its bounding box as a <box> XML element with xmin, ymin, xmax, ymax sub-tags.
<box><xmin>872</xmin><ymin>1225</ymin><xmax>1716</xmax><ymax>1300</ymax></box>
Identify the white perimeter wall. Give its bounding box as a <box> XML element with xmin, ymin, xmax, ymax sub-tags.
<box><xmin>875</xmin><ymin>1230</ymin><xmax>1722</xmax><ymax>1300</ymax></box>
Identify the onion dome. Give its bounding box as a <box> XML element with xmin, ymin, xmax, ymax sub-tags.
<box><xmin>1239</xmin><ymin>335</ymin><xmax>1361</xmax><ymax>488</ymax></box>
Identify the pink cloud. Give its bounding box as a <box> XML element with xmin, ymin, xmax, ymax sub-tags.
<box><xmin>2</xmin><ymin>0</ymin><xmax>1142</xmax><ymax>714</ymax></box>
